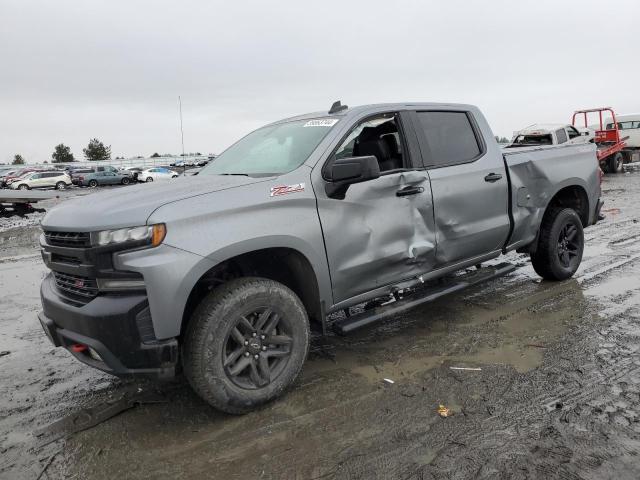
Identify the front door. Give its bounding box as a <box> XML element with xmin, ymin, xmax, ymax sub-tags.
<box><xmin>316</xmin><ymin>112</ymin><xmax>437</xmax><ymax>304</ymax></box>
<box><xmin>410</xmin><ymin>109</ymin><xmax>510</xmax><ymax>266</ymax></box>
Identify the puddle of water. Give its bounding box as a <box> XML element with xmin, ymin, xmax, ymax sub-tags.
<box><xmin>585</xmin><ymin>276</ymin><xmax>640</xmax><ymax>299</ymax></box>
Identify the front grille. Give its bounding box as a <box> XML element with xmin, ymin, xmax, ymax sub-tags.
<box><xmin>44</xmin><ymin>231</ymin><xmax>91</xmax><ymax>248</ymax></box>
<box><xmin>53</xmin><ymin>272</ymin><xmax>98</xmax><ymax>298</ymax></box>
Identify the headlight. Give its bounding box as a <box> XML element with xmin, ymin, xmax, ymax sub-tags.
<box><xmin>93</xmin><ymin>224</ymin><xmax>166</xmax><ymax>247</ymax></box>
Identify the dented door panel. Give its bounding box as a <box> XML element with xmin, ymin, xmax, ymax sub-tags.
<box><xmin>316</xmin><ymin>170</ymin><xmax>436</xmax><ymax>304</ymax></box>
<box><xmin>427</xmin><ymin>154</ymin><xmax>510</xmax><ymax>266</ymax></box>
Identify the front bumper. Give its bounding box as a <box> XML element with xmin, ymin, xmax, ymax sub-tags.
<box><xmin>39</xmin><ymin>274</ymin><xmax>178</xmax><ymax>377</ymax></box>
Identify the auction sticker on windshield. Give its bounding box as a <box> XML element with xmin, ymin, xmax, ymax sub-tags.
<box><xmin>303</xmin><ymin>119</ymin><xmax>339</xmax><ymax>127</ymax></box>
<box><xmin>270</xmin><ymin>183</ymin><xmax>306</xmax><ymax>197</ymax></box>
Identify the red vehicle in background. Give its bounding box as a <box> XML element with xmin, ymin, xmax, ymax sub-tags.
<box><xmin>572</xmin><ymin>107</ymin><xmax>627</xmax><ymax>173</ymax></box>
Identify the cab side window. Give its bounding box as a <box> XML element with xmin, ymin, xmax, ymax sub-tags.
<box><xmin>556</xmin><ymin>128</ymin><xmax>568</xmax><ymax>144</ymax></box>
<box><xmin>334</xmin><ymin>114</ymin><xmax>406</xmax><ymax>173</ymax></box>
<box><xmin>414</xmin><ymin>111</ymin><xmax>481</xmax><ymax>167</ymax></box>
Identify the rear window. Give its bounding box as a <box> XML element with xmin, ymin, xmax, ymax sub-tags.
<box><xmin>512</xmin><ymin>134</ymin><xmax>553</xmax><ymax>146</ymax></box>
<box><xmin>414</xmin><ymin>111</ymin><xmax>481</xmax><ymax>167</ymax></box>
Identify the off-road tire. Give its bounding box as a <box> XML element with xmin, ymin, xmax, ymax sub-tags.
<box><xmin>608</xmin><ymin>152</ymin><xmax>624</xmax><ymax>173</ymax></box>
<box><xmin>88</xmin><ymin>180</ymin><xmax>98</xmax><ymax>188</ymax></box>
<box><xmin>121</xmin><ymin>177</ymin><xmax>130</xmax><ymax>185</ymax></box>
<box><xmin>183</xmin><ymin>277</ymin><xmax>310</xmax><ymax>414</ymax></box>
<box><xmin>530</xmin><ymin>207</ymin><xmax>584</xmax><ymax>280</ymax></box>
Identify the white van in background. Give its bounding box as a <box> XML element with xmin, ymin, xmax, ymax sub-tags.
<box><xmin>606</xmin><ymin>114</ymin><xmax>640</xmax><ymax>148</ymax></box>
<box><xmin>605</xmin><ymin>114</ymin><xmax>640</xmax><ymax>164</ymax></box>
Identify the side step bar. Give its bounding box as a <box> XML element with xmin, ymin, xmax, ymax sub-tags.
<box><xmin>332</xmin><ymin>262</ymin><xmax>515</xmax><ymax>335</ymax></box>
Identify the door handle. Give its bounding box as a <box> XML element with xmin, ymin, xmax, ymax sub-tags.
<box><xmin>484</xmin><ymin>173</ymin><xmax>503</xmax><ymax>183</ymax></box>
<box><xmin>396</xmin><ymin>186</ymin><xmax>424</xmax><ymax>197</ymax></box>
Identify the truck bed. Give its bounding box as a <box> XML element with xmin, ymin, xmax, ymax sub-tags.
<box><xmin>502</xmin><ymin>142</ymin><xmax>600</xmax><ymax>251</ymax></box>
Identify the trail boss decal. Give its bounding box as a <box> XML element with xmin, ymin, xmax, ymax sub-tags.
<box><xmin>270</xmin><ymin>183</ymin><xmax>305</xmax><ymax>197</ymax></box>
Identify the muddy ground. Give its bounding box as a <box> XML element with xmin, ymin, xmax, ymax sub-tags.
<box><xmin>2</xmin><ymin>171</ymin><xmax>640</xmax><ymax>479</ymax></box>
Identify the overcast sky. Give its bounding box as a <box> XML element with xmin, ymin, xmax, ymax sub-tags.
<box><xmin>1</xmin><ymin>0</ymin><xmax>639</xmax><ymax>163</ymax></box>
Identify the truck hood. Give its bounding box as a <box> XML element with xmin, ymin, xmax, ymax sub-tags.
<box><xmin>42</xmin><ymin>175</ymin><xmax>268</xmax><ymax>231</ymax></box>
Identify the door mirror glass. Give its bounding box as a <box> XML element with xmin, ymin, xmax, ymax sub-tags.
<box><xmin>325</xmin><ymin>155</ymin><xmax>380</xmax><ymax>199</ymax></box>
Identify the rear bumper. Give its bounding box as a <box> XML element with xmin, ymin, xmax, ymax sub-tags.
<box><xmin>39</xmin><ymin>274</ymin><xmax>178</xmax><ymax>378</ymax></box>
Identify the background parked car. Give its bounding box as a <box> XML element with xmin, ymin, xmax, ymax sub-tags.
<box><xmin>0</xmin><ymin>169</ymin><xmax>21</xmax><ymax>188</ymax></box>
<box><xmin>140</xmin><ymin>167</ymin><xmax>179</xmax><ymax>182</ymax></box>
<box><xmin>76</xmin><ymin>171</ymin><xmax>133</xmax><ymax>187</ymax></box>
<box><xmin>123</xmin><ymin>166</ymin><xmax>143</xmax><ymax>182</ymax></box>
<box><xmin>68</xmin><ymin>168</ymin><xmax>95</xmax><ymax>186</ymax></box>
<box><xmin>9</xmin><ymin>171</ymin><xmax>71</xmax><ymax>190</ymax></box>
<box><xmin>3</xmin><ymin>168</ymin><xmax>43</xmax><ymax>188</ymax></box>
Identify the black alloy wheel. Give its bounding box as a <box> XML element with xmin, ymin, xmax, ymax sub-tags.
<box><xmin>222</xmin><ymin>307</ymin><xmax>293</xmax><ymax>390</ymax></box>
<box><xmin>556</xmin><ymin>221</ymin><xmax>581</xmax><ymax>270</ymax></box>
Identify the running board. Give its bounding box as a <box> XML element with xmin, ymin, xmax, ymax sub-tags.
<box><xmin>332</xmin><ymin>262</ymin><xmax>516</xmax><ymax>335</ymax></box>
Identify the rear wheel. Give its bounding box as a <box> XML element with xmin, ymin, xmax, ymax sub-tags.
<box><xmin>530</xmin><ymin>207</ymin><xmax>584</xmax><ymax>280</ymax></box>
<box><xmin>183</xmin><ymin>277</ymin><xmax>310</xmax><ymax>414</ymax></box>
<box><xmin>55</xmin><ymin>181</ymin><xmax>66</xmax><ymax>190</ymax></box>
<box><xmin>608</xmin><ymin>152</ymin><xmax>624</xmax><ymax>173</ymax></box>
<box><xmin>88</xmin><ymin>179</ymin><xmax>98</xmax><ymax>188</ymax></box>
<box><xmin>146</xmin><ymin>177</ymin><xmax>153</xmax><ymax>182</ymax></box>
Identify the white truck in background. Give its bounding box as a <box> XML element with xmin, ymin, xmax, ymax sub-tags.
<box><xmin>508</xmin><ymin>124</ymin><xmax>593</xmax><ymax>147</ymax></box>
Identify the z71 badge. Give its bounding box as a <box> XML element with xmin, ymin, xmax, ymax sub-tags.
<box><xmin>270</xmin><ymin>183</ymin><xmax>305</xmax><ymax>197</ymax></box>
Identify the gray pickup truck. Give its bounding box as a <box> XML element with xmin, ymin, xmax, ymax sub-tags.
<box><xmin>38</xmin><ymin>102</ymin><xmax>602</xmax><ymax>413</ymax></box>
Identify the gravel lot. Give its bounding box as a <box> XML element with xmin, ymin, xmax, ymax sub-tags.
<box><xmin>1</xmin><ymin>169</ymin><xmax>640</xmax><ymax>479</ymax></box>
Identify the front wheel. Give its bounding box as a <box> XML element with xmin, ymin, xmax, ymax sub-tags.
<box><xmin>183</xmin><ymin>277</ymin><xmax>310</xmax><ymax>414</ymax></box>
<box><xmin>145</xmin><ymin>177</ymin><xmax>153</xmax><ymax>182</ymax></box>
<box><xmin>18</xmin><ymin>184</ymin><xmax>29</xmax><ymax>190</ymax></box>
<box><xmin>530</xmin><ymin>207</ymin><xmax>584</xmax><ymax>280</ymax></box>
<box><xmin>55</xmin><ymin>181</ymin><xmax>66</xmax><ymax>190</ymax></box>
<box><xmin>608</xmin><ymin>152</ymin><xmax>624</xmax><ymax>173</ymax></box>
<box><xmin>121</xmin><ymin>177</ymin><xmax>130</xmax><ymax>185</ymax></box>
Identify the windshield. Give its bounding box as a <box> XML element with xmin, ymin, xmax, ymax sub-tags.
<box><xmin>200</xmin><ymin>118</ymin><xmax>338</xmax><ymax>177</ymax></box>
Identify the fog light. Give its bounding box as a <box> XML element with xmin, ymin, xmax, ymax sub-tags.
<box><xmin>88</xmin><ymin>347</ymin><xmax>102</xmax><ymax>362</ymax></box>
<box><xmin>97</xmin><ymin>278</ymin><xmax>146</xmax><ymax>291</ymax></box>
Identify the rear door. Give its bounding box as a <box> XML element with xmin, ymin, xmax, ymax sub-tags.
<box><xmin>42</xmin><ymin>172</ymin><xmax>58</xmax><ymax>187</ymax></box>
<box><xmin>316</xmin><ymin>111</ymin><xmax>437</xmax><ymax>304</ymax></box>
<box><xmin>410</xmin><ymin>109</ymin><xmax>510</xmax><ymax>267</ymax></box>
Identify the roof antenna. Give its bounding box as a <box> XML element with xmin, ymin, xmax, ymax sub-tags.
<box><xmin>329</xmin><ymin>100</ymin><xmax>348</xmax><ymax>114</ymax></box>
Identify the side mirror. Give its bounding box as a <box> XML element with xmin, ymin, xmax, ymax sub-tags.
<box><xmin>325</xmin><ymin>155</ymin><xmax>380</xmax><ymax>199</ymax></box>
